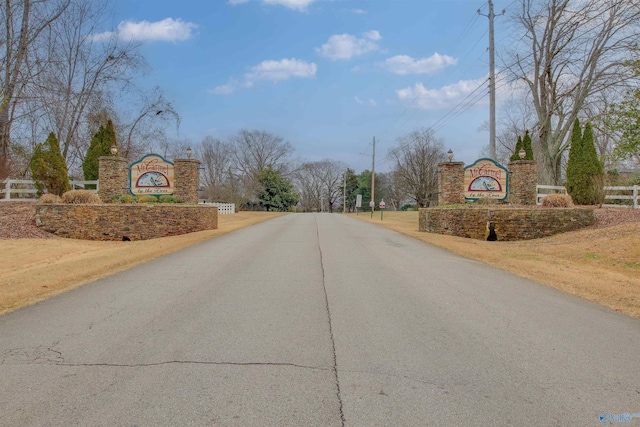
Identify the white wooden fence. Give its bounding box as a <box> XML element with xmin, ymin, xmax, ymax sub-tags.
<box><xmin>70</xmin><ymin>180</ymin><xmax>99</xmax><ymax>191</ymax></box>
<box><xmin>603</xmin><ymin>185</ymin><xmax>639</xmax><ymax>209</ymax></box>
<box><xmin>1</xmin><ymin>179</ymin><xmax>98</xmax><ymax>201</ymax></box>
<box><xmin>537</xmin><ymin>184</ymin><xmax>639</xmax><ymax>208</ymax></box>
<box><xmin>199</xmin><ymin>201</ymin><xmax>236</xmax><ymax>214</ymax></box>
<box><xmin>536</xmin><ymin>185</ymin><xmax>567</xmax><ymax>205</ymax></box>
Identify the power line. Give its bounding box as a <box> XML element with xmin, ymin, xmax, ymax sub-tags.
<box><xmin>374</xmin><ymin>1</ymin><xmax>488</xmax><ymax>145</ymax></box>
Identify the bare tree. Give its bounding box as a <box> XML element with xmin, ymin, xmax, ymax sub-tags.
<box><xmin>316</xmin><ymin>159</ymin><xmax>346</xmax><ymax>213</ymax></box>
<box><xmin>198</xmin><ymin>136</ymin><xmax>233</xmax><ymax>201</ymax></box>
<box><xmin>293</xmin><ymin>162</ymin><xmax>323</xmax><ymax>212</ymax></box>
<box><xmin>230</xmin><ymin>129</ymin><xmax>294</xmax><ymax>181</ymax></box>
<box><xmin>119</xmin><ymin>87</ymin><xmax>179</xmax><ymax>160</ymax></box>
<box><xmin>33</xmin><ymin>0</ymin><xmax>150</xmax><ymax>166</ymax></box>
<box><xmin>503</xmin><ymin>0</ymin><xmax>640</xmax><ymax>184</ymax></box>
<box><xmin>0</xmin><ymin>0</ymin><xmax>71</xmax><ymax>178</ymax></box>
<box><xmin>375</xmin><ymin>171</ymin><xmax>406</xmax><ymax>211</ymax></box>
<box><xmin>388</xmin><ymin>128</ymin><xmax>446</xmax><ymax>208</ymax></box>
<box><xmin>479</xmin><ymin>93</ymin><xmax>539</xmax><ymax>164</ymax></box>
<box><xmin>291</xmin><ymin>159</ymin><xmax>345</xmax><ymax>212</ymax></box>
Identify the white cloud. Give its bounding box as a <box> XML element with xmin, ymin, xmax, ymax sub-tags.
<box><xmin>93</xmin><ymin>18</ymin><xmax>197</xmax><ymax>42</ymax></box>
<box><xmin>354</xmin><ymin>96</ymin><xmax>377</xmax><ymax>106</ymax></box>
<box><xmin>213</xmin><ymin>58</ymin><xmax>317</xmax><ymax>94</ymax></box>
<box><xmin>263</xmin><ymin>0</ymin><xmax>316</xmax><ymax>11</ymax></box>
<box><xmin>395</xmin><ymin>77</ymin><xmax>487</xmax><ymax>110</ymax></box>
<box><xmin>316</xmin><ymin>31</ymin><xmax>382</xmax><ymax>61</ymax></box>
<box><xmin>229</xmin><ymin>0</ymin><xmax>316</xmax><ymax>11</ymax></box>
<box><xmin>212</xmin><ymin>78</ymin><xmax>241</xmax><ymax>95</ymax></box>
<box><xmin>363</xmin><ymin>30</ymin><xmax>381</xmax><ymax>41</ymax></box>
<box><xmin>350</xmin><ymin>8</ymin><xmax>366</xmax><ymax>15</ymax></box>
<box><xmin>381</xmin><ymin>53</ymin><xmax>457</xmax><ymax>75</ymax></box>
<box><xmin>245</xmin><ymin>58</ymin><xmax>317</xmax><ymax>84</ymax></box>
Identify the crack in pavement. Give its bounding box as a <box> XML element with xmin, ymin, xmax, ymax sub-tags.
<box><xmin>315</xmin><ymin>214</ymin><xmax>346</xmax><ymax>427</ymax></box>
<box><xmin>54</xmin><ymin>360</ymin><xmax>335</xmax><ymax>370</ymax></box>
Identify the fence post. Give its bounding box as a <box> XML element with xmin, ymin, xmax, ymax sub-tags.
<box><xmin>635</xmin><ymin>185</ymin><xmax>638</xmax><ymax>209</ymax></box>
<box><xmin>3</xmin><ymin>180</ymin><xmax>10</xmax><ymax>201</ymax></box>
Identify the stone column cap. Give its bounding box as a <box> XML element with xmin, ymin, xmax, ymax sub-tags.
<box><xmin>508</xmin><ymin>160</ymin><xmax>536</xmax><ymax>165</ymax></box>
<box><xmin>438</xmin><ymin>161</ymin><xmax>465</xmax><ymax>166</ymax></box>
<box><xmin>174</xmin><ymin>158</ymin><xmax>201</xmax><ymax>163</ymax></box>
<box><xmin>99</xmin><ymin>156</ymin><xmax>128</xmax><ymax>162</ymax></box>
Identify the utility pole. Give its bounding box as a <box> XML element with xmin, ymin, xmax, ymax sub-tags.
<box><xmin>371</xmin><ymin>136</ymin><xmax>376</xmax><ymax>213</ymax></box>
<box><xmin>479</xmin><ymin>0</ymin><xmax>504</xmax><ymax>160</ymax></box>
<box><xmin>343</xmin><ymin>169</ymin><xmax>347</xmax><ymax>214</ymax></box>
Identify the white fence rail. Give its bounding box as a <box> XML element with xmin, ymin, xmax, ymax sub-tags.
<box><xmin>1</xmin><ymin>180</ymin><xmax>38</xmax><ymax>201</ymax></box>
<box><xmin>70</xmin><ymin>180</ymin><xmax>98</xmax><ymax>191</ymax></box>
<box><xmin>200</xmin><ymin>201</ymin><xmax>236</xmax><ymax>214</ymax></box>
<box><xmin>1</xmin><ymin>179</ymin><xmax>99</xmax><ymax>202</ymax></box>
<box><xmin>603</xmin><ymin>185</ymin><xmax>639</xmax><ymax>209</ymax></box>
<box><xmin>537</xmin><ymin>184</ymin><xmax>639</xmax><ymax>208</ymax></box>
<box><xmin>536</xmin><ymin>185</ymin><xmax>567</xmax><ymax>205</ymax></box>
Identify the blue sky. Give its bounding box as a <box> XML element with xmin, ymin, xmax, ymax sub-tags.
<box><xmin>106</xmin><ymin>0</ymin><xmax>517</xmax><ymax>172</ymax></box>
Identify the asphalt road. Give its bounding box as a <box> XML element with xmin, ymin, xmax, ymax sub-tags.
<box><xmin>1</xmin><ymin>213</ymin><xmax>639</xmax><ymax>426</ymax></box>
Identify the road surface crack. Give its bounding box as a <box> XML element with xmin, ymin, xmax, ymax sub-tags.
<box><xmin>315</xmin><ymin>214</ymin><xmax>346</xmax><ymax>427</ymax></box>
<box><xmin>54</xmin><ymin>360</ymin><xmax>333</xmax><ymax>371</ymax></box>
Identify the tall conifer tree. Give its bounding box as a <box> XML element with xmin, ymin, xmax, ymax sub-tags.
<box><xmin>510</xmin><ymin>135</ymin><xmax>524</xmax><ymax>162</ymax></box>
<box><xmin>30</xmin><ymin>133</ymin><xmax>71</xmax><ymax>196</ymax></box>
<box><xmin>83</xmin><ymin>119</ymin><xmax>118</xmax><ymax>180</ymax></box>
<box><xmin>566</xmin><ymin>118</ymin><xmax>583</xmax><ymax>201</ymax></box>
<box><xmin>522</xmin><ymin>130</ymin><xmax>534</xmax><ymax>160</ymax></box>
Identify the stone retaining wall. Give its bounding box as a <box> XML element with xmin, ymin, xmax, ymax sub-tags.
<box><xmin>36</xmin><ymin>204</ymin><xmax>218</xmax><ymax>241</ymax></box>
<box><xmin>419</xmin><ymin>207</ymin><xmax>594</xmax><ymax>241</ymax></box>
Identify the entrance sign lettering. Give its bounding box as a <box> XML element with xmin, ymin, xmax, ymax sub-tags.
<box><xmin>130</xmin><ymin>154</ymin><xmax>175</xmax><ymax>196</ymax></box>
<box><xmin>463</xmin><ymin>158</ymin><xmax>508</xmax><ymax>200</ymax></box>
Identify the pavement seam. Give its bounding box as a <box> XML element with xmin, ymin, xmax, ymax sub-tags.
<box><xmin>315</xmin><ymin>214</ymin><xmax>346</xmax><ymax>427</ymax></box>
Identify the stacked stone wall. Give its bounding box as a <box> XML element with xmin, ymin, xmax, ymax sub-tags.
<box><xmin>438</xmin><ymin>162</ymin><xmax>465</xmax><ymax>205</ymax></box>
<box><xmin>508</xmin><ymin>160</ymin><xmax>537</xmax><ymax>205</ymax></box>
<box><xmin>418</xmin><ymin>207</ymin><xmax>594</xmax><ymax>241</ymax></box>
<box><xmin>98</xmin><ymin>157</ymin><xmax>129</xmax><ymax>202</ymax></box>
<box><xmin>174</xmin><ymin>159</ymin><xmax>200</xmax><ymax>204</ymax></box>
<box><xmin>36</xmin><ymin>204</ymin><xmax>218</xmax><ymax>241</ymax></box>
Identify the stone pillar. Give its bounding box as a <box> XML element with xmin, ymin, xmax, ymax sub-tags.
<box><xmin>438</xmin><ymin>162</ymin><xmax>465</xmax><ymax>205</ymax></box>
<box><xmin>98</xmin><ymin>156</ymin><xmax>129</xmax><ymax>203</ymax></box>
<box><xmin>174</xmin><ymin>159</ymin><xmax>201</xmax><ymax>204</ymax></box>
<box><xmin>508</xmin><ymin>160</ymin><xmax>537</xmax><ymax>205</ymax></box>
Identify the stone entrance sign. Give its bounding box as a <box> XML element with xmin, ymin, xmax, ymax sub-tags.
<box><xmin>464</xmin><ymin>158</ymin><xmax>508</xmax><ymax>201</ymax></box>
<box><xmin>130</xmin><ymin>154</ymin><xmax>175</xmax><ymax>196</ymax></box>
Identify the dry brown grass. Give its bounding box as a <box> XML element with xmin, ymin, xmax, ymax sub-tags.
<box><xmin>353</xmin><ymin>211</ymin><xmax>640</xmax><ymax>318</ymax></box>
<box><xmin>0</xmin><ymin>212</ymin><xmax>284</xmax><ymax>315</ymax></box>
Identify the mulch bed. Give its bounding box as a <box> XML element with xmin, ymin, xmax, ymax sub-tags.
<box><xmin>0</xmin><ymin>202</ymin><xmax>58</xmax><ymax>239</ymax></box>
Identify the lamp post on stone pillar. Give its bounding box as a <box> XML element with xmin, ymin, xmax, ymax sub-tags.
<box><xmin>438</xmin><ymin>159</ymin><xmax>465</xmax><ymax>206</ymax></box>
<box><xmin>98</xmin><ymin>156</ymin><xmax>129</xmax><ymax>203</ymax></box>
<box><xmin>174</xmin><ymin>157</ymin><xmax>201</xmax><ymax>204</ymax></box>
<box><xmin>507</xmin><ymin>160</ymin><xmax>537</xmax><ymax>205</ymax></box>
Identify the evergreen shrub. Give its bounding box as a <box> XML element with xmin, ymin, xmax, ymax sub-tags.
<box><xmin>29</xmin><ymin>132</ymin><xmax>71</xmax><ymax>196</ymax></box>
<box><xmin>158</xmin><ymin>195</ymin><xmax>180</xmax><ymax>203</ymax></box>
<box><xmin>114</xmin><ymin>194</ymin><xmax>135</xmax><ymax>203</ymax></box>
<box><xmin>135</xmin><ymin>195</ymin><xmax>158</xmax><ymax>203</ymax></box>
